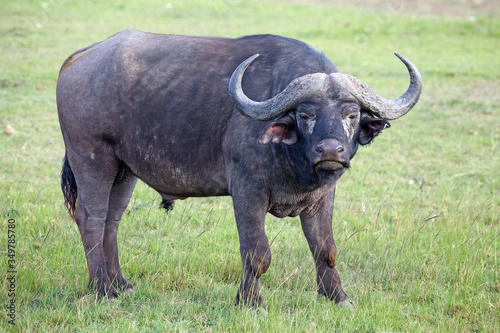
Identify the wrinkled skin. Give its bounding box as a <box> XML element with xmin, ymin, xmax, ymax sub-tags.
<box><xmin>57</xmin><ymin>30</ymin><xmax>413</xmax><ymax>306</ymax></box>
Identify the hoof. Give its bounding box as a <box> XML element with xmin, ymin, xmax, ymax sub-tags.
<box><xmin>123</xmin><ymin>288</ymin><xmax>135</xmax><ymax>294</ymax></box>
<box><xmin>246</xmin><ymin>306</ymin><xmax>268</xmax><ymax>317</ymax></box>
<box><xmin>337</xmin><ymin>299</ymin><xmax>354</xmax><ymax>310</ymax></box>
<box><xmin>235</xmin><ymin>290</ymin><xmax>264</xmax><ymax>308</ymax></box>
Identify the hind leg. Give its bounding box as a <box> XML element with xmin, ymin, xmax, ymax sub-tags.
<box><xmin>103</xmin><ymin>169</ymin><xmax>137</xmax><ymax>292</ymax></box>
<box><xmin>68</xmin><ymin>150</ymin><xmax>120</xmax><ymax>297</ymax></box>
<box><xmin>73</xmin><ymin>176</ymin><xmax>116</xmax><ymax>297</ymax></box>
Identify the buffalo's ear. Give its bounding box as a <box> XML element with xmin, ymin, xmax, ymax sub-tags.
<box><xmin>258</xmin><ymin>117</ymin><xmax>298</xmax><ymax>145</ymax></box>
<box><xmin>358</xmin><ymin>113</ymin><xmax>390</xmax><ymax>145</ymax></box>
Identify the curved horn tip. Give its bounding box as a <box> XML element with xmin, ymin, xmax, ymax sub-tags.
<box><xmin>244</xmin><ymin>53</ymin><xmax>260</xmax><ymax>65</ymax></box>
<box><xmin>231</xmin><ymin>54</ymin><xmax>260</xmax><ymax>79</ymax></box>
<box><xmin>393</xmin><ymin>52</ymin><xmax>421</xmax><ymax>75</ymax></box>
<box><xmin>394</xmin><ymin>52</ymin><xmax>415</xmax><ymax>67</ymax></box>
<box><xmin>394</xmin><ymin>52</ymin><xmax>423</xmax><ymax>88</ymax></box>
<box><xmin>394</xmin><ymin>52</ymin><xmax>404</xmax><ymax>60</ymax></box>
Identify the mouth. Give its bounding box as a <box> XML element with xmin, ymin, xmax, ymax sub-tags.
<box><xmin>314</xmin><ymin>160</ymin><xmax>349</xmax><ymax>172</ymax></box>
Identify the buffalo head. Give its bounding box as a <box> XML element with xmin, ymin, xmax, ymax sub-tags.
<box><xmin>229</xmin><ymin>53</ymin><xmax>422</xmax><ymax>184</ymax></box>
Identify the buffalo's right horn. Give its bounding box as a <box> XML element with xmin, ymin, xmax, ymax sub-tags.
<box><xmin>229</xmin><ymin>54</ymin><xmax>329</xmax><ymax>121</ymax></box>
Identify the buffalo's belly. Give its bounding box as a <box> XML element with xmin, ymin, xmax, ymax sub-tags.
<box><xmin>116</xmin><ymin>144</ymin><xmax>229</xmax><ymax>197</ymax></box>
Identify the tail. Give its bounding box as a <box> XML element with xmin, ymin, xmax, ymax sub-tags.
<box><xmin>61</xmin><ymin>154</ymin><xmax>77</xmax><ymax>220</ymax></box>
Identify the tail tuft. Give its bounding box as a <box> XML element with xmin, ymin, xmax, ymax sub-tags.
<box><xmin>61</xmin><ymin>154</ymin><xmax>77</xmax><ymax>220</ymax></box>
<box><xmin>160</xmin><ymin>199</ymin><xmax>174</xmax><ymax>213</ymax></box>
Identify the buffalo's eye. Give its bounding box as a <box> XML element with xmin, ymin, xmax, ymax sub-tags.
<box><xmin>345</xmin><ymin>111</ymin><xmax>359</xmax><ymax>121</ymax></box>
<box><xmin>299</xmin><ymin>112</ymin><xmax>315</xmax><ymax>121</ymax></box>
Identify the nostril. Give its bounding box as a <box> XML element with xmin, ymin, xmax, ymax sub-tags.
<box><xmin>315</xmin><ymin>139</ymin><xmax>348</xmax><ymax>160</ymax></box>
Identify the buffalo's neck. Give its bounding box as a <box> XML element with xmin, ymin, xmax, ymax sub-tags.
<box><xmin>243</xmin><ymin>143</ymin><xmax>340</xmax><ymax>218</ymax></box>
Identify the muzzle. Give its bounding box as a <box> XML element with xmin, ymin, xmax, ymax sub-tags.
<box><xmin>312</xmin><ymin>138</ymin><xmax>350</xmax><ymax>171</ymax></box>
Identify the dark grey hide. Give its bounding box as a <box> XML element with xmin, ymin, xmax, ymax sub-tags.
<box><xmin>57</xmin><ymin>30</ymin><xmax>422</xmax><ymax>307</ymax></box>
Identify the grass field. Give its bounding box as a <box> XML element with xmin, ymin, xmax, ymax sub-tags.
<box><xmin>1</xmin><ymin>0</ymin><xmax>499</xmax><ymax>331</ymax></box>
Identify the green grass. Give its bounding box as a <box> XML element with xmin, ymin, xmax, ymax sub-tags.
<box><xmin>1</xmin><ymin>0</ymin><xmax>499</xmax><ymax>331</ymax></box>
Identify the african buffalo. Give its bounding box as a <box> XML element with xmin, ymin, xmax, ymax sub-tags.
<box><xmin>57</xmin><ymin>30</ymin><xmax>422</xmax><ymax>307</ymax></box>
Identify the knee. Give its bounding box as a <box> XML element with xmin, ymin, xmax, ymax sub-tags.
<box><xmin>251</xmin><ymin>250</ymin><xmax>271</xmax><ymax>278</ymax></box>
<box><xmin>327</xmin><ymin>245</ymin><xmax>337</xmax><ymax>268</ymax></box>
<box><xmin>319</xmin><ymin>241</ymin><xmax>337</xmax><ymax>269</ymax></box>
<box><xmin>75</xmin><ymin>201</ymin><xmax>107</xmax><ymax>223</ymax></box>
<box><xmin>243</xmin><ymin>243</ymin><xmax>271</xmax><ymax>279</ymax></box>
<box><xmin>74</xmin><ymin>203</ymin><xmax>87</xmax><ymax>227</ymax></box>
<box><xmin>75</xmin><ymin>205</ymin><xmax>107</xmax><ymax>239</ymax></box>
<box><xmin>311</xmin><ymin>241</ymin><xmax>337</xmax><ymax>269</ymax></box>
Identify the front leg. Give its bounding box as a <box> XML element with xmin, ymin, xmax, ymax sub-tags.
<box><xmin>232</xmin><ymin>191</ymin><xmax>271</xmax><ymax>308</ymax></box>
<box><xmin>300</xmin><ymin>187</ymin><xmax>350</xmax><ymax>305</ymax></box>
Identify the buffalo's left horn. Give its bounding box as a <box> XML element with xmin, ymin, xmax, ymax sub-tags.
<box><xmin>331</xmin><ymin>53</ymin><xmax>422</xmax><ymax>120</ymax></box>
<box><xmin>229</xmin><ymin>54</ymin><xmax>329</xmax><ymax>121</ymax></box>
